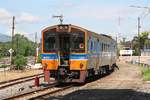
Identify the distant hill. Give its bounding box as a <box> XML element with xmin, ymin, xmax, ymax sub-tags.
<box><xmin>0</xmin><ymin>33</ymin><xmax>11</xmax><ymax>42</ymax></box>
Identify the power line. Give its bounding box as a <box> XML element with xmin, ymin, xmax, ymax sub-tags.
<box><xmin>130</xmin><ymin>5</ymin><xmax>150</xmax><ymax>64</ymax></box>
<box><xmin>130</xmin><ymin>5</ymin><xmax>150</xmax><ymax>19</ymax></box>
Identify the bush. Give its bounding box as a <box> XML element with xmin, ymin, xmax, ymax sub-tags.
<box><xmin>133</xmin><ymin>49</ymin><xmax>140</xmax><ymax>56</ymax></box>
<box><xmin>142</xmin><ymin>67</ymin><xmax>150</xmax><ymax>81</ymax></box>
<box><xmin>0</xmin><ymin>65</ymin><xmax>7</xmax><ymax>68</ymax></box>
<box><xmin>0</xmin><ymin>54</ymin><xmax>2</xmax><ymax>60</ymax></box>
<box><xmin>37</xmin><ymin>54</ymin><xmax>42</xmax><ymax>63</ymax></box>
<box><xmin>12</xmin><ymin>55</ymin><xmax>27</xmax><ymax>70</ymax></box>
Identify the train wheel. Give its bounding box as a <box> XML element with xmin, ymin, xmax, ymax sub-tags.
<box><xmin>106</xmin><ymin>65</ymin><xmax>110</xmax><ymax>74</ymax></box>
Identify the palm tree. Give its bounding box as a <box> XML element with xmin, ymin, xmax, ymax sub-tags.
<box><xmin>132</xmin><ymin>31</ymin><xmax>149</xmax><ymax>55</ymax></box>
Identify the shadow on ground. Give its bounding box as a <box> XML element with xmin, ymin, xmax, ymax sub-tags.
<box><xmin>39</xmin><ymin>89</ymin><xmax>150</xmax><ymax>100</ymax></box>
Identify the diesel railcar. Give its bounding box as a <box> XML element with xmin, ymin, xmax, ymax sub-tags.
<box><xmin>41</xmin><ymin>24</ymin><xmax>117</xmax><ymax>83</ymax></box>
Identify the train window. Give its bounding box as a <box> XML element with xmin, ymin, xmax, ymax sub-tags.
<box><xmin>101</xmin><ymin>43</ymin><xmax>103</xmax><ymax>51</ymax></box>
<box><xmin>90</xmin><ymin>41</ymin><xmax>93</xmax><ymax>50</ymax></box>
<box><xmin>106</xmin><ymin>44</ymin><xmax>108</xmax><ymax>52</ymax></box>
<box><xmin>71</xmin><ymin>32</ymin><xmax>85</xmax><ymax>52</ymax></box>
<box><xmin>104</xmin><ymin>44</ymin><xmax>106</xmax><ymax>51</ymax></box>
<box><xmin>105</xmin><ymin>44</ymin><xmax>106</xmax><ymax>51</ymax></box>
<box><xmin>99</xmin><ymin>42</ymin><xmax>102</xmax><ymax>51</ymax></box>
<box><xmin>96</xmin><ymin>39</ymin><xmax>99</xmax><ymax>52</ymax></box>
<box><xmin>102</xmin><ymin>43</ymin><xmax>104</xmax><ymax>51</ymax></box>
<box><xmin>105</xmin><ymin>44</ymin><xmax>106</xmax><ymax>52</ymax></box>
<box><xmin>88</xmin><ymin>37</ymin><xmax>91</xmax><ymax>51</ymax></box>
<box><xmin>94</xmin><ymin>40</ymin><xmax>97</xmax><ymax>52</ymax></box>
<box><xmin>103</xmin><ymin>44</ymin><xmax>105</xmax><ymax>51</ymax></box>
<box><xmin>43</xmin><ymin>32</ymin><xmax>56</xmax><ymax>52</ymax></box>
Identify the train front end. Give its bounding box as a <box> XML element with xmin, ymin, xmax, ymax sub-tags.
<box><xmin>42</xmin><ymin>24</ymin><xmax>87</xmax><ymax>83</ymax></box>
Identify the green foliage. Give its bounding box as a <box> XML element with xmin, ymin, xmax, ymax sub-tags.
<box><xmin>142</xmin><ymin>67</ymin><xmax>150</xmax><ymax>81</ymax></box>
<box><xmin>132</xmin><ymin>31</ymin><xmax>150</xmax><ymax>56</ymax></box>
<box><xmin>14</xmin><ymin>34</ymin><xmax>36</xmax><ymax>56</ymax></box>
<box><xmin>0</xmin><ymin>34</ymin><xmax>36</xmax><ymax>58</ymax></box>
<box><xmin>145</xmin><ymin>39</ymin><xmax>150</xmax><ymax>46</ymax></box>
<box><xmin>12</xmin><ymin>55</ymin><xmax>27</xmax><ymax>70</ymax></box>
<box><xmin>0</xmin><ymin>54</ymin><xmax>2</xmax><ymax>59</ymax></box>
<box><xmin>0</xmin><ymin>42</ymin><xmax>11</xmax><ymax>58</ymax></box>
<box><xmin>37</xmin><ymin>54</ymin><xmax>42</xmax><ymax>63</ymax></box>
<box><xmin>0</xmin><ymin>65</ymin><xmax>7</xmax><ymax>68</ymax></box>
<box><xmin>133</xmin><ymin>48</ymin><xmax>140</xmax><ymax>56</ymax></box>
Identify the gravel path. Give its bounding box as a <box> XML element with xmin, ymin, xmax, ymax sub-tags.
<box><xmin>0</xmin><ymin>78</ymin><xmax>44</xmax><ymax>100</ymax></box>
<box><xmin>0</xmin><ymin>69</ymin><xmax>42</xmax><ymax>82</ymax></box>
<box><xmin>44</xmin><ymin>61</ymin><xmax>150</xmax><ymax>100</ymax></box>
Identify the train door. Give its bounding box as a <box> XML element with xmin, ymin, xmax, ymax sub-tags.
<box><xmin>88</xmin><ymin>36</ymin><xmax>94</xmax><ymax>70</ymax></box>
<box><xmin>58</xmin><ymin>33</ymin><xmax>71</xmax><ymax>66</ymax></box>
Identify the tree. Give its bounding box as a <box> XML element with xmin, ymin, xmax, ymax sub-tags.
<box><xmin>12</xmin><ymin>55</ymin><xmax>27</xmax><ymax>70</ymax></box>
<box><xmin>13</xmin><ymin>34</ymin><xmax>36</xmax><ymax>56</ymax></box>
<box><xmin>0</xmin><ymin>42</ymin><xmax>11</xmax><ymax>57</ymax></box>
<box><xmin>37</xmin><ymin>53</ymin><xmax>42</xmax><ymax>63</ymax></box>
<box><xmin>0</xmin><ymin>34</ymin><xmax>36</xmax><ymax>58</ymax></box>
<box><xmin>132</xmin><ymin>31</ymin><xmax>150</xmax><ymax>55</ymax></box>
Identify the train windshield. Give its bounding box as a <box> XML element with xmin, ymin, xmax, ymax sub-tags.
<box><xmin>43</xmin><ymin>32</ymin><xmax>56</xmax><ymax>52</ymax></box>
<box><xmin>43</xmin><ymin>31</ymin><xmax>85</xmax><ymax>53</ymax></box>
<box><xmin>71</xmin><ymin>32</ymin><xmax>85</xmax><ymax>52</ymax></box>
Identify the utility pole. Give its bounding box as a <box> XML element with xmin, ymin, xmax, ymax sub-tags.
<box><xmin>52</xmin><ymin>14</ymin><xmax>63</xmax><ymax>24</ymax></box>
<box><xmin>118</xmin><ymin>16</ymin><xmax>121</xmax><ymax>44</ymax></box>
<box><xmin>130</xmin><ymin>5</ymin><xmax>150</xmax><ymax>64</ymax></box>
<box><xmin>12</xmin><ymin>16</ymin><xmax>15</xmax><ymax>49</ymax></box>
<box><xmin>138</xmin><ymin>17</ymin><xmax>141</xmax><ymax>64</ymax></box>
<box><xmin>10</xmin><ymin>16</ymin><xmax>15</xmax><ymax>65</ymax></box>
<box><xmin>35</xmin><ymin>32</ymin><xmax>37</xmax><ymax>46</ymax></box>
<box><xmin>35</xmin><ymin>32</ymin><xmax>38</xmax><ymax>63</ymax></box>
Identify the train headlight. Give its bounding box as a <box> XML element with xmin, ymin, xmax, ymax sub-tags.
<box><xmin>80</xmin><ymin>63</ymin><xmax>84</xmax><ymax>69</ymax></box>
<box><xmin>59</xmin><ymin>26</ymin><xmax>63</xmax><ymax>29</ymax></box>
<box><xmin>58</xmin><ymin>25</ymin><xmax>69</xmax><ymax>32</ymax></box>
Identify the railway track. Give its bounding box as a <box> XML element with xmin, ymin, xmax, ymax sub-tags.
<box><xmin>3</xmin><ymin>82</ymin><xmax>69</xmax><ymax>100</ymax></box>
<box><xmin>29</xmin><ymin>85</ymin><xmax>73</xmax><ymax>100</ymax></box>
<box><xmin>0</xmin><ymin>73</ymin><xmax>44</xmax><ymax>90</ymax></box>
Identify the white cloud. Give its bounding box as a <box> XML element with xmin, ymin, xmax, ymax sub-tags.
<box><xmin>0</xmin><ymin>8</ymin><xmax>12</xmax><ymax>19</ymax></box>
<box><xmin>18</xmin><ymin>12</ymin><xmax>42</xmax><ymax>23</ymax></box>
<box><xmin>66</xmin><ymin>5</ymin><xmax>140</xmax><ymax>21</ymax></box>
<box><xmin>5</xmin><ymin>29</ymin><xmax>28</xmax><ymax>36</ymax></box>
<box><xmin>0</xmin><ymin>8</ymin><xmax>12</xmax><ymax>25</ymax></box>
<box><xmin>14</xmin><ymin>30</ymin><xmax>41</xmax><ymax>42</ymax></box>
<box><xmin>0</xmin><ymin>8</ymin><xmax>42</xmax><ymax>26</ymax></box>
<box><xmin>63</xmin><ymin>2</ymin><xmax>77</xmax><ymax>8</ymax></box>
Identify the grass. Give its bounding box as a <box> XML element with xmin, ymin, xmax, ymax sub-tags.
<box><xmin>141</xmin><ymin>67</ymin><xmax>150</xmax><ymax>81</ymax></box>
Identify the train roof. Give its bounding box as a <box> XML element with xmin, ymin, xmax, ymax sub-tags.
<box><xmin>42</xmin><ymin>24</ymin><xmax>115</xmax><ymax>41</ymax></box>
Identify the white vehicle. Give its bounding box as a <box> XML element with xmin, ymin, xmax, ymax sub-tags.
<box><xmin>120</xmin><ymin>47</ymin><xmax>133</xmax><ymax>56</ymax></box>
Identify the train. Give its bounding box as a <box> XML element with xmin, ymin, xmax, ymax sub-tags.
<box><xmin>41</xmin><ymin>24</ymin><xmax>117</xmax><ymax>83</ymax></box>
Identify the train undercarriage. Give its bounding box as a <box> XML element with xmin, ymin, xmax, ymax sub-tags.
<box><xmin>43</xmin><ymin>64</ymin><xmax>115</xmax><ymax>84</ymax></box>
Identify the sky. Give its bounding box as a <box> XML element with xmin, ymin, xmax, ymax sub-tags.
<box><xmin>0</xmin><ymin>0</ymin><xmax>150</xmax><ymax>42</ymax></box>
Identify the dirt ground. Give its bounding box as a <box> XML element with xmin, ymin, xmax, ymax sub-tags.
<box><xmin>48</xmin><ymin>61</ymin><xmax>150</xmax><ymax>100</ymax></box>
<box><xmin>0</xmin><ymin>69</ymin><xmax>43</xmax><ymax>82</ymax></box>
<box><xmin>1</xmin><ymin>60</ymin><xmax>150</xmax><ymax>100</ymax></box>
